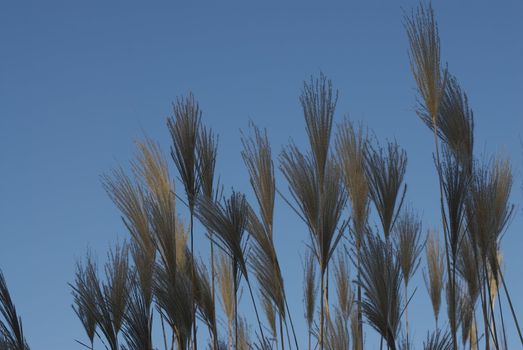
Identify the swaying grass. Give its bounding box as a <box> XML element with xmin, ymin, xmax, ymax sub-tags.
<box><xmin>457</xmin><ymin>236</ymin><xmax>481</xmax><ymax>349</ymax></box>
<box><xmin>458</xmin><ymin>235</ymin><xmax>481</xmax><ymax>302</ymax></box>
<box><xmin>280</xmin><ymin>76</ymin><xmax>348</xmax><ymax>348</ymax></box>
<box><xmin>335</xmin><ymin>119</ymin><xmax>369</xmax><ymax>243</ymax></box>
<box><xmin>102</xmin><ymin>156</ymin><xmax>157</xmax><ymax>350</ymax></box>
<box><xmin>445</xmin><ymin>278</ymin><xmax>463</xmax><ymax>348</ymax></box>
<box><xmin>245</xmin><ymin>206</ymin><xmax>284</xmax><ymax>316</ymax></box>
<box><xmin>404</xmin><ymin>2</ymin><xmax>446</xmax><ymax>124</ymax></box>
<box><xmin>394</xmin><ymin>207</ymin><xmax>423</xmax><ymax>342</ymax></box>
<box><xmin>216</xmin><ymin>253</ymin><xmax>235</xmax><ymax>349</ymax></box>
<box><xmin>197</xmin><ymin>125</ymin><xmax>218</xmax><ymax>202</ymax></box>
<box><xmin>437</xmin><ymin>147</ymin><xmax>470</xmax><ymax>346</ymax></box>
<box><xmin>154</xmin><ymin>262</ymin><xmax>193</xmax><ymax>349</ymax></box>
<box><xmin>123</xmin><ymin>276</ymin><xmax>153</xmax><ymax>350</ymax></box>
<box><xmin>261</xmin><ymin>293</ymin><xmax>277</xmax><ymax>342</ymax></box>
<box><xmin>431</xmin><ymin>75</ymin><xmax>474</xmax><ymax>172</ymax></box>
<box><xmin>196</xmin><ymin>191</ymin><xmax>267</xmax><ymax>347</ymax></box>
<box><xmin>325</xmin><ymin>309</ymin><xmax>350</xmax><ymax>350</ymax></box>
<box><xmin>242</xmin><ymin>123</ymin><xmax>276</xmax><ymax>236</ymax></box>
<box><xmin>237</xmin><ymin>317</ymin><xmax>251</xmax><ymax>350</ymax></box>
<box><xmin>168</xmin><ymin>93</ymin><xmax>201</xmax><ymax>211</ymax></box>
<box><xmin>437</xmin><ymin>148</ymin><xmax>470</xmax><ymax>261</ymax></box>
<box><xmin>333</xmin><ymin>253</ymin><xmax>353</xmax><ymax>323</ymax></box>
<box><xmin>134</xmin><ymin>139</ymin><xmax>178</xmax><ymax>280</ymax></box>
<box><xmin>197</xmin><ymin>124</ymin><xmax>220</xmax><ymax>330</ymax></box>
<box><xmin>33</xmin><ymin>4</ymin><xmax>516</xmax><ymax>350</ymax></box>
<box><xmin>77</xmin><ymin>244</ymin><xmax>131</xmax><ymax>350</ymax></box>
<box><xmin>0</xmin><ymin>270</ymin><xmax>29</xmax><ymax>350</ymax></box>
<box><xmin>281</xmin><ymin>151</ymin><xmax>348</xmax><ymax>276</ymax></box>
<box><xmin>486</xmin><ymin>158</ymin><xmax>513</xmax><ymax>280</ymax></box>
<box><xmin>168</xmin><ymin>92</ymin><xmax>204</xmax><ymax>350</ymax></box>
<box><xmin>365</xmin><ymin>140</ymin><xmax>407</xmax><ymax>239</ymax></box>
<box><xmin>465</xmin><ymin>156</ymin><xmax>515</xmax><ymax>347</ymax></box>
<box><xmin>191</xmin><ymin>257</ymin><xmax>217</xmax><ymax>347</ymax></box>
<box><xmin>196</xmin><ymin>192</ymin><xmax>250</xmax><ymax>283</ymax></box>
<box><xmin>335</xmin><ymin>119</ymin><xmax>369</xmax><ymax>350</ymax></box>
<box><xmin>394</xmin><ymin>208</ymin><xmax>424</xmax><ymax>287</ymax></box>
<box><xmin>242</xmin><ymin>122</ymin><xmax>299</xmax><ymax>349</ymax></box>
<box><xmin>303</xmin><ymin>249</ymin><xmax>317</xmax><ymax>350</ymax></box>
<box><xmin>103</xmin><ymin>244</ymin><xmax>131</xmax><ymax>350</ymax></box>
<box><xmin>460</xmin><ymin>292</ymin><xmax>474</xmax><ymax>349</ymax></box>
<box><xmin>301</xmin><ymin>73</ymin><xmax>338</xmax><ymax>183</ymax></box>
<box><xmin>102</xmin><ymin>167</ymin><xmax>153</xmax><ymax>255</ymax></box>
<box><xmin>358</xmin><ymin>234</ymin><xmax>402</xmax><ymax>350</ymax></box>
<box><xmin>424</xmin><ymin>230</ymin><xmax>445</xmax><ymax>327</ymax></box>
<box><xmin>423</xmin><ymin>330</ymin><xmax>452</xmax><ymax>350</ymax></box>
<box><xmin>71</xmin><ymin>255</ymin><xmax>97</xmax><ymax>350</ymax></box>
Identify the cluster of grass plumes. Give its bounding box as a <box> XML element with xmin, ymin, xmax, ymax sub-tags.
<box><xmin>66</xmin><ymin>27</ymin><xmax>520</xmax><ymax>350</ymax></box>
<box><xmin>406</xmin><ymin>2</ymin><xmax>522</xmax><ymax>349</ymax></box>
<box><xmin>0</xmin><ymin>2</ymin><xmax>515</xmax><ymax>350</ymax></box>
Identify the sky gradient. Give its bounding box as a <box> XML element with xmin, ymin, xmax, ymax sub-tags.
<box><xmin>1</xmin><ymin>1</ymin><xmax>522</xmax><ymax>349</ymax></box>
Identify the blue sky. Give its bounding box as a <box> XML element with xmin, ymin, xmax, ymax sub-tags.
<box><xmin>1</xmin><ymin>1</ymin><xmax>522</xmax><ymax>349</ymax></box>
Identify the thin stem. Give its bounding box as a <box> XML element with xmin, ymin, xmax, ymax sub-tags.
<box><xmin>325</xmin><ymin>266</ymin><xmax>330</xmax><ymax>342</ymax></box>
<box><xmin>482</xmin><ymin>280</ymin><xmax>491</xmax><ymax>350</ymax></box>
<box><xmin>228</xmin><ymin>318</ymin><xmax>233</xmax><ymax>350</ymax></box>
<box><xmin>484</xmin><ymin>263</ymin><xmax>500</xmax><ymax>350</ymax></box>
<box><xmin>320</xmin><ymin>271</ymin><xmax>325</xmax><ymax>350</ymax></box>
<box><xmin>211</xmin><ymin>233</ymin><xmax>216</xmax><ymax>304</ymax></box>
<box><xmin>472</xmin><ymin>314</ymin><xmax>478</xmax><ymax>350</ymax></box>
<box><xmin>452</xmin><ymin>252</ymin><xmax>458</xmax><ymax>347</ymax></box>
<box><xmin>405</xmin><ymin>282</ymin><xmax>409</xmax><ymax>344</ymax></box>
<box><xmin>279</xmin><ymin>312</ymin><xmax>285</xmax><ymax>350</ymax></box>
<box><xmin>234</xmin><ymin>269</ymin><xmax>238</xmax><ymax>349</ymax></box>
<box><xmin>283</xmin><ymin>311</ymin><xmax>292</xmax><ymax>350</ymax></box>
<box><xmin>190</xmin><ymin>212</ymin><xmax>198</xmax><ymax>350</ymax></box>
<box><xmin>432</xmin><ymin>103</ymin><xmax>457</xmax><ymax>350</ymax></box>
<box><xmin>497</xmin><ymin>262</ymin><xmax>523</xmax><ymax>344</ymax></box>
<box><xmin>357</xmin><ymin>241</ymin><xmax>363</xmax><ymax>350</ymax></box>
<box><xmin>210</xmin><ymin>229</ymin><xmax>217</xmax><ymax>350</ymax></box>
<box><xmin>284</xmin><ymin>292</ymin><xmax>299</xmax><ymax>349</ymax></box>
<box><xmin>161</xmin><ymin>313</ymin><xmax>169</xmax><ymax>350</ymax></box>
<box><xmin>496</xmin><ymin>277</ymin><xmax>508</xmax><ymax>350</ymax></box>
<box><xmin>246</xmin><ymin>278</ymin><xmax>268</xmax><ymax>348</ymax></box>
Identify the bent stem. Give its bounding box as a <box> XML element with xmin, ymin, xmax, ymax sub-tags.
<box><xmin>246</xmin><ymin>278</ymin><xmax>268</xmax><ymax>348</ymax></box>
<box><xmin>497</xmin><ymin>265</ymin><xmax>523</xmax><ymax>344</ymax></box>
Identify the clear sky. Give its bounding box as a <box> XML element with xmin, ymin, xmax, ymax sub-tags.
<box><xmin>1</xmin><ymin>1</ymin><xmax>522</xmax><ymax>349</ymax></box>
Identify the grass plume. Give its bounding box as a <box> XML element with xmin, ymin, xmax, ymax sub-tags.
<box><xmin>365</xmin><ymin>140</ymin><xmax>407</xmax><ymax>239</ymax></box>
<box><xmin>404</xmin><ymin>2</ymin><xmax>446</xmax><ymax>124</ymax></box>
<box><xmin>424</xmin><ymin>230</ymin><xmax>445</xmax><ymax>327</ymax></box>
<box><xmin>303</xmin><ymin>250</ymin><xmax>317</xmax><ymax>350</ymax></box>
<box><xmin>358</xmin><ymin>234</ymin><xmax>402</xmax><ymax>350</ymax></box>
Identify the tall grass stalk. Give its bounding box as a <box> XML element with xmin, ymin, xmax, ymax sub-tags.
<box><xmin>168</xmin><ymin>93</ymin><xmax>202</xmax><ymax>350</ymax></box>
<box><xmin>335</xmin><ymin>119</ymin><xmax>369</xmax><ymax>350</ymax></box>
<box><xmin>196</xmin><ymin>124</ymin><xmax>219</xmax><ymax>350</ymax></box>
<box><xmin>394</xmin><ymin>208</ymin><xmax>423</xmax><ymax>344</ymax></box>
<box><xmin>280</xmin><ymin>73</ymin><xmax>347</xmax><ymax>350</ymax></box>
<box><xmin>196</xmin><ymin>192</ymin><xmax>267</xmax><ymax>348</ymax></box>
<box><xmin>241</xmin><ymin>123</ymin><xmax>292</xmax><ymax>349</ymax></box>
